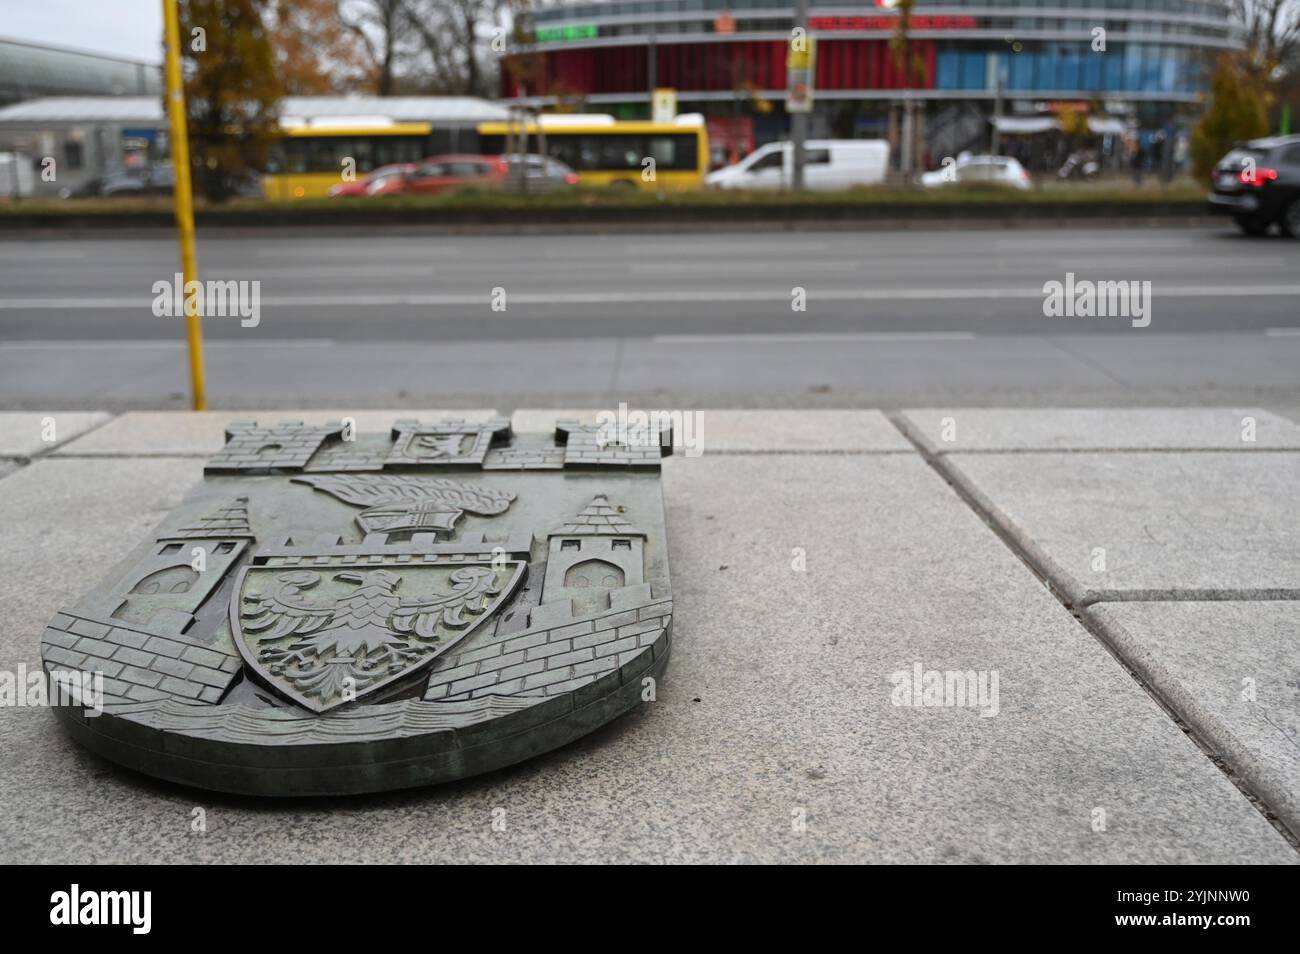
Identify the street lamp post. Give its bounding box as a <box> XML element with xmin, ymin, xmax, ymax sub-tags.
<box><xmin>991</xmin><ymin>60</ymin><xmax>1005</xmax><ymax>155</ymax></box>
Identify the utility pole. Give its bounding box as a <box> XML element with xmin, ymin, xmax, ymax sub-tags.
<box><xmin>790</xmin><ymin>0</ymin><xmax>809</xmax><ymax>190</ymax></box>
<box><xmin>991</xmin><ymin>59</ymin><xmax>1004</xmax><ymax>155</ymax></box>
<box><xmin>162</xmin><ymin>0</ymin><xmax>206</xmax><ymax>411</ymax></box>
<box><xmin>900</xmin><ymin>88</ymin><xmax>913</xmax><ymax>177</ymax></box>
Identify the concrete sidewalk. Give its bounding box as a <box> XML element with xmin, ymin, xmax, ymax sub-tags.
<box><xmin>0</xmin><ymin>408</ymin><xmax>1297</xmax><ymax>863</ymax></box>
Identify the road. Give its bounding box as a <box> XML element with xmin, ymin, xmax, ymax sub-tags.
<box><xmin>1</xmin><ymin>225</ymin><xmax>1298</xmax><ymax>409</ymax></box>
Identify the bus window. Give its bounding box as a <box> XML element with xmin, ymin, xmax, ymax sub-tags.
<box><xmin>584</xmin><ymin>135</ymin><xmax>650</xmax><ymax>170</ymax></box>
<box><xmin>305</xmin><ymin>136</ymin><xmax>346</xmax><ymax>173</ymax></box>
<box><xmin>650</xmin><ymin>134</ymin><xmax>697</xmax><ymax>171</ymax></box>
<box><xmin>647</xmin><ymin>136</ymin><xmax>678</xmax><ymax>168</ymax></box>
<box><xmin>475</xmin><ymin>124</ymin><xmax>704</xmax><ymax>184</ymax></box>
<box><xmin>372</xmin><ymin>136</ymin><xmax>424</xmax><ymax>168</ymax></box>
<box><xmin>351</xmin><ymin>138</ymin><xmax>374</xmax><ymax>172</ymax></box>
<box><xmin>548</xmin><ymin>138</ymin><xmax>581</xmax><ymax>169</ymax></box>
<box><xmin>606</xmin><ymin>135</ymin><xmax>643</xmax><ymax>170</ymax></box>
<box><xmin>579</xmin><ymin>139</ymin><xmax>602</xmax><ymax>170</ymax></box>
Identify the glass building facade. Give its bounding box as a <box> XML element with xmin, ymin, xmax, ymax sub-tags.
<box><xmin>505</xmin><ymin>0</ymin><xmax>1237</xmax><ymax>137</ymax></box>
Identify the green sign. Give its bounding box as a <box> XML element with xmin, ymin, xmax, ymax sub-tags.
<box><xmin>536</xmin><ymin>24</ymin><xmax>598</xmax><ymax>42</ymax></box>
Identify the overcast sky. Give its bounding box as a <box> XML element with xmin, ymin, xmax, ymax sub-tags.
<box><xmin>5</xmin><ymin>0</ymin><xmax>163</xmax><ymax>64</ymax></box>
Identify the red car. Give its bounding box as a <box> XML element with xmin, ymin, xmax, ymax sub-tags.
<box><xmin>387</xmin><ymin>154</ymin><xmax>508</xmax><ymax>196</ymax></box>
<box><xmin>326</xmin><ymin>163</ymin><xmax>414</xmax><ymax>198</ymax></box>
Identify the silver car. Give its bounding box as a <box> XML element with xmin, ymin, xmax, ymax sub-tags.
<box><xmin>920</xmin><ymin>155</ymin><xmax>1032</xmax><ymax>190</ymax></box>
<box><xmin>499</xmin><ymin>154</ymin><xmax>579</xmax><ymax>193</ymax></box>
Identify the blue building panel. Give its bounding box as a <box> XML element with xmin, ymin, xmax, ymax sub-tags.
<box><xmin>1009</xmin><ymin>53</ymin><xmax>1035</xmax><ymax>90</ymax></box>
<box><xmin>1080</xmin><ymin>53</ymin><xmax>1103</xmax><ymax>92</ymax></box>
<box><xmin>937</xmin><ymin>50</ymin><xmax>961</xmax><ymax>90</ymax></box>
<box><xmin>960</xmin><ymin>52</ymin><xmax>987</xmax><ymax>90</ymax></box>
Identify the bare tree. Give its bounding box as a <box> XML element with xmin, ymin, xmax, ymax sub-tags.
<box><xmin>402</xmin><ymin>0</ymin><xmax>506</xmax><ymax>96</ymax></box>
<box><xmin>1228</xmin><ymin>0</ymin><xmax>1300</xmax><ymax>74</ymax></box>
<box><xmin>340</xmin><ymin>0</ymin><xmax>412</xmax><ymax>94</ymax></box>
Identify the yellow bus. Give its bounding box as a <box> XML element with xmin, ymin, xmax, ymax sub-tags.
<box><xmin>476</xmin><ymin>115</ymin><xmax>709</xmax><ymax>190</ymax></box>
<box><xmin>262</xmin><ymin>122</ymin><xmax>434</xmax><ymax>200</ymax></box>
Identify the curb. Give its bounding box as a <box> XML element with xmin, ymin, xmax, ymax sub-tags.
<box><xmin>0</xmin><ymin>199</ymin><xmax>1210</xmax><ymax>234</ymax></box>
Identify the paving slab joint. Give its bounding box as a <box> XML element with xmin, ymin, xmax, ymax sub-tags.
<box><xmin>694</xmin><ymin>448</ymin><xmax>918</xmax><ymax>456</ymax></box>
<box><xmin>889</xmin><ymin>412</ymin><xmax>942</xmax><ymax>456</ymax></box>
<box><xmin>1082</xmin><ymin>604</ymin><xmax>1300</xmax><ymax>848</ymax></box>
<box><xmin>39</xmin><ymin>412</ymin><xmax>120</xmax><ymax>458</ymax></box>
<box><xmin>1083</xmin><ymin>588</ymin><xmax>1300</xmax><ymax>606</ymax></box>
<box><xmin>1</xmin><ymin>411</ymin><xmax>120</xmax><ymax>474</ymax></box>
<box><xmin>884</xmin><ymin>409</ymin><xmax>1300</xmax><ymax>853</ymax></box>
<box><xmin>885</xmin><ymin>411</ymin><xmax>1085</xmax><ymax>605</ymax></box>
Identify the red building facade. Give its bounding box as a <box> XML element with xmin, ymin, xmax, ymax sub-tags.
<box><xmin>502</xmin><ymin>39</ymin><xmax>937</xmax><ymax>99</ymax></box>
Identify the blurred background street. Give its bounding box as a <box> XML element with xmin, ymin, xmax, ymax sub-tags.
<box><xmin>2</xmin><ymin>224</ymin><xmax>1297</xmax><ymax>409</ymax></box>
<box><xmin>0</xmin><ymin>0</ymin><xmax>1295</xmax><ymax>416</ymax></box>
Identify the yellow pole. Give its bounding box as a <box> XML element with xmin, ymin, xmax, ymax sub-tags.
<box><xmin>162</xmin><ymin>0</ymin><xmax>207</xmax><ymax>411</ymax></box>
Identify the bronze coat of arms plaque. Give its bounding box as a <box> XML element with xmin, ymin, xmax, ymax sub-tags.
<box><xmin>39</xmin><ymin>418</ymin><xmax>673</xmax><ymax>795</ymax></box>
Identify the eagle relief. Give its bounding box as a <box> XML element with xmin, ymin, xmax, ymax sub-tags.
<box><xmin>230</xmin><ymin>473</ymin><xmax>526</xmax><ymax>711</ymax></box>
<box><xmin>236</xmin><ymin>563</ymin><xmax>522</xmax><ymax>713</ymax></box>
<box><xmin>38</xmin><ymin>418</ymin><xmax>674</xmax><ymax>795</ymax></box>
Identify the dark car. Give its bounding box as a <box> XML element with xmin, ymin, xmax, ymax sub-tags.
<box><xmin>1207</xmin><ymin>134</ymin><xmax>1300</xmax><ymax>236</ymax></box>
<box><xmin>99</xmin><ymin>163</ymin><xmax>176</xmax><ymax>198</ymax></box>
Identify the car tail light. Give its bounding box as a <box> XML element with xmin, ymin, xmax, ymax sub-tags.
<box><xmin>565</xmin><ymin>173</ymin><xmax>579</xmax><ymax>185</ymax></box>
<box><xmin>1239</xmin><ymin>167</ymin><xmax>1278</xmax><ymax>186</ymax></box>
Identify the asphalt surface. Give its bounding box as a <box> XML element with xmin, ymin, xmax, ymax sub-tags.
<box><xmin>1</xmin><ymin>224</ymin><xmax>1297</xmax><ymax>408</ymax></box>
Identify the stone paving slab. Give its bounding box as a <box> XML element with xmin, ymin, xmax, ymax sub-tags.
<box><xmin>0</xmin><ymin>459</ymin><xmax>206</xmax><ymax>669</ymax></box>
<box><xmin>54</xmin><ymin>409</ymin><xmax>497</xmax><ymax>456</ymax></box>
<box><xmin>509</xmin><ymin>408</ymin><xmax>600</xmax><ymax>431</ymax></box>
<box><xmin>511</xmin><ymin>409</ymin><xmax>911</xmax><ymax>452</ymax></box>
<box><xmin>0</xmin><ymin>452</ymin><xmax>1291</xmax><ymax>862</ymax></box>
<box><xmin>945</xmin><ymin>451</ymin><xmax>1300</xmax><ymax>605</ymax></box>
<box><xmin>1086</xmin><ymin>602</ymin><xmax>1300</xmax><ymax>836</ymax></box>
<box><xmin>0</xmin><ymin>411</ymin><xmax>110</xmax><ymax>458</ymax></box>
<box><xmin>900</xmin><ymin>408</ymin><xmax>1300</xmax><ymax>455</ymax></box>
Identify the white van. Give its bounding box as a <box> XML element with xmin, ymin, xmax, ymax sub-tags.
<box><xmin>0</xmin><ymin>153</ymin><xmax>35</xmax><ymax>200</ymax></box>
<box><xmin>705</xmin><ymin>139</ymin><xmax>889</xmax><ymax>190</ymax></box>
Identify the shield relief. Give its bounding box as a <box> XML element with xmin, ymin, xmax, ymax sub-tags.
<box><xmin>39</xmin><ymin>417</ymin><xmax>674</xmax><ymax>795</ymax></box>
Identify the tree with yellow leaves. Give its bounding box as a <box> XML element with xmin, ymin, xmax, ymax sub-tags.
<box><xmin>176</xmin><ymin>0</ymin><xmax>281</xmax><ymax>201</ymax></box>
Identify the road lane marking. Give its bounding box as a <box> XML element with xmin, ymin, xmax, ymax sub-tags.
<box><xmin>3</xmin><ymin>285</ymin><xmax>1300</xmax><ymax>309</ymax></box>
<box><xmin>652</xmin><ymin>332</ymin><xmax>976</xmax><ymax>344</ymax></box>
<box><xmin>0</xmin><ymin>339</ymin><xmax>335</xmax><ymax>350</ymax></box>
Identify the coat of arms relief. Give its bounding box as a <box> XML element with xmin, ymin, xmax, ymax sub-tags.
<box><xmin>39</xmin><ymin>418</ymin><xmax>674</xmax><ymax>795</ymax></box>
